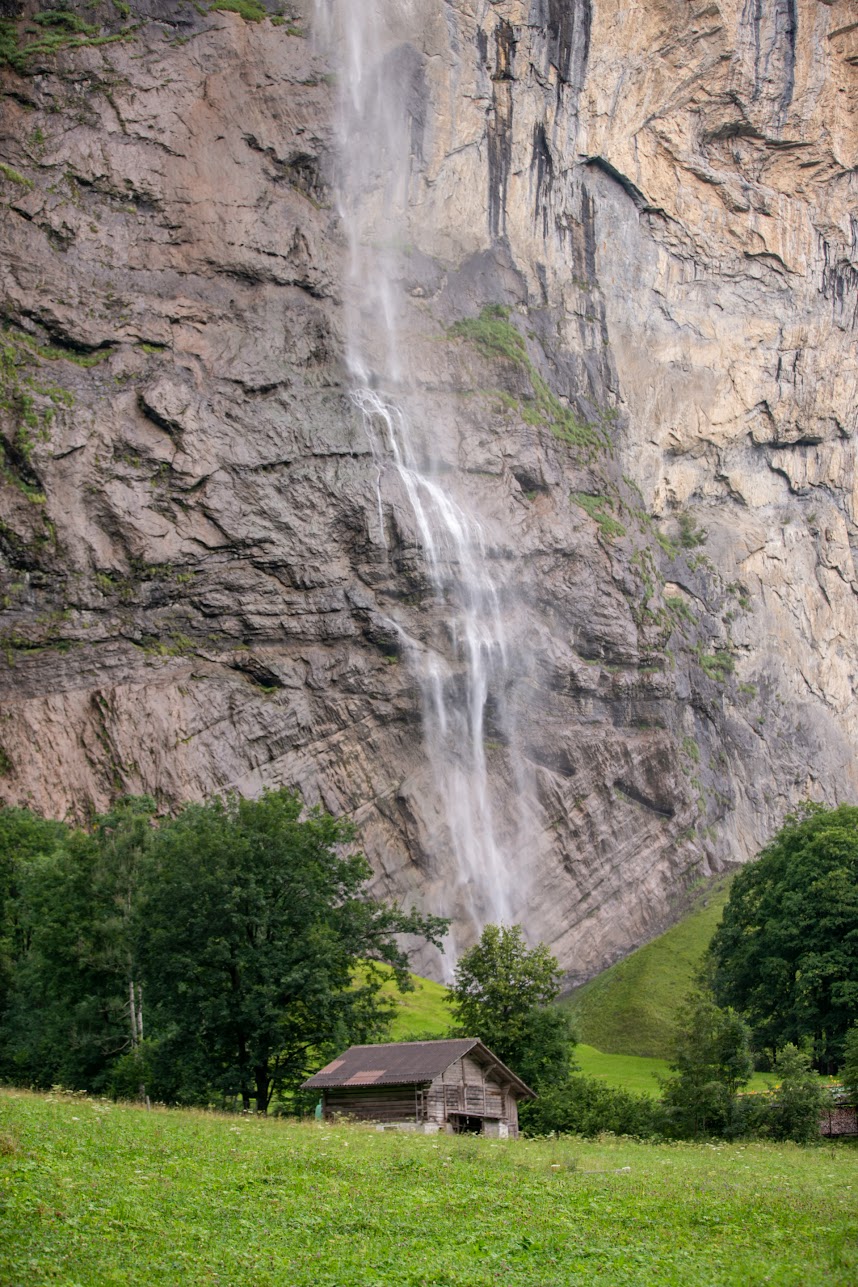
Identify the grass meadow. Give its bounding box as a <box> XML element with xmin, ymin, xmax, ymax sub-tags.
<box><xmin>574</xmin><ymin>1044</ymin><xmax>779</xmax><ymax>1097</ymax></box>
<box><xmin>1</xmin><ymin>1089</ymin><xmax>855</xmax><ymax>1287</ymax></box>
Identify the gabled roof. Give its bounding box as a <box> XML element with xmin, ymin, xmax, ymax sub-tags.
<box><xmin>302</xmin><ymin>1038</ymin><xmax>536</xmax><ymax>1098</ymax></box>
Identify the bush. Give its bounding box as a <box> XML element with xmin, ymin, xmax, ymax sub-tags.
<box><xmin>107</xmin><ymin>1045</ymin><xmax>154</xmax><ymax>1104</ymax></box>
<box><xmin>842</xmin><ymin>1024</ymin><xmax>858</xmax><ymax>1099</ymax></box>
<box><xmin>660</xmin><ymin>990</ymin><xmax>753</xmax><ymax>1138</ymax></box>
<box><xmin>766</xmin><ymin>1045</ymin><xmax>831</xmax><ymax>1143</ymax></box>
<box><xmin>728</xmin><ymin>1046</ymin><xmax>830</xmax><ymax>1143</ymax></box>
<box><xmin>521</xmin><ymin>1075</ymin><xmax>663</xmax><ymax>1139</ymax></box>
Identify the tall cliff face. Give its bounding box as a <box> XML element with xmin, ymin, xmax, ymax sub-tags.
<box><xmin>0</xmin><ymin>0</ymin><xmax>856</xmax><ymax>979</ymax></box>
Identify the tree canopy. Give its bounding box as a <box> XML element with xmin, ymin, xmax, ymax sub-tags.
<box><xmin>446</xmin><ymin>923</ymin><xmax>575</xmax><ymax>1090</ymax></box>
<box><xmin>139</xmin><ymin>791</ymin><xmax>446</xmax><ymax>1110</ymax></box>
<box><xmin>0</xmin><ymin>805</ymin><xmax>67</xmax><ymax>1025</ymax></box>
<box><xmin>660</xmin><ymin>989</ymin><xmax>753</xmax><ymax>1138</ymax></box>
<box><xmin>709</xmin><ymin>803</ymin><xmax>858</xmax><ymax>1069</ymax></box>
<box><xmin>0</xmin><ymin>791</ymin><xmax>447</xmax><ymax>1110</ymax></box>
<box><xmin>0</xmin><ymin>797</ymin><xmax>156</xmax><ymax>1095</ymax></box>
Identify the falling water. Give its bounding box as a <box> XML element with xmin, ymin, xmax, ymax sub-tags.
<box><xmin>314</xmin><ymin>0</ymin><xmax>529</xmax><ymax>946</ymax></box>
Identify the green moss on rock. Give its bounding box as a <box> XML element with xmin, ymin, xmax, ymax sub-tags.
<box><xmin>208</xmin><ymin>1</ymin><xmax>268</xmax><ymax>20</ymax></box>
<box><xmin>450</xmin><ymin>306</ymin><xmax>602</xmax><ymax>451</ymax></box>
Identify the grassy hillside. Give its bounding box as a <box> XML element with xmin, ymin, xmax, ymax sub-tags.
<box><xmin>574</xmin><ymin>1044</ymin><xmax>776</xmax><ymax>1097</ymax></box>
<box><xmin>575</xmin><ymin>1044</ymin><xmax>672</xmax><ymax>1096</ymax></box>
<box><xmin>561</xmin><ymin>878</ymin><xmax>733</xmax><ymax>1058</ymax></box>
<box><xmin>377</xmin><ymin>893</ymin><xmax>740</xmax><ymax>1091</ymax></box>
<box><xmin>379</xmin><ymin>977</ymin><xmax>678</xmax><ymax>1094</ymax></box>
<box><xmin>382</xmin><ymin>971</ymin><xmax>452</xmax><ymax>1041</ymax></box>
<box><xmin>2</xmin><ymin>1090</ymin><xmax>854</xmax><ymax>1286</ymax></box>
<box><xmin>376</xmin><ymin>921</ymin><xmax>792</xmax><ymax>1097</ymax></box>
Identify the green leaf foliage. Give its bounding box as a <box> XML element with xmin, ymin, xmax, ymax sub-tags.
<box><xmin>520</xmin><ymin>1073</ymin><xmax>663</xmax><ymax>1138</ymax></box>
<box><xmin>709</xmin><ymin>802</ymin><xmax>858</xmax><ymax>1069</ymax></box>
<box><xmin>0</xmin><ymin>792</ymin><xmax>447</xmax><ymax>1110</ymax></box>
<box><xmin>660</xmin><ymin>989</ymin><xmax>753</xmax><ymax>1138</ymax></box>
<box><xmin>0</xmin><ymin>798</ymin><xmax>155</xmax><ymax>1093</ymax></box>
<box><xmin>765</xmin><ymin>1044</ymin><xmax>832</xmax><ymax>1143</ymax></box>
<box><xmin>446</xmin><ymin>923</ymin><xmax>576</xmax><ymax>1090</ymax></box>
<box><xmin>734</xmin><ymin>1043</ymin><xmax>833</xmax><ymax>1144</ymax></box>
<box><xmin>137</xmin><ymin>790</ymin><xmax>447</xmax><ymax>1110</ymax></box>
<box><xmin>0</xmin><ymin>807</ymin><xmax>68</xmax><ymax>1023</ymax></box>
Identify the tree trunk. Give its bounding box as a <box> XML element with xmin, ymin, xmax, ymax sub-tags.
<box><xmin>129</xmin><ymin>979</ymin><xmax>139</xmax><ymax>1048</ymax></box>
<box><xmin>237</xmin><ymin>1030</ymin><xmax>252</xmax><ymax>1112</ymax></box>
<box><xmin>255</xmin><ymin>1067</ymin><xmax>270</xmax><ymax>1115</ymax></box>
<box><xmin>128</xmin><ymin>979</ymin><xmax>150</xmax><ymax>1107</ymax></box>
<box><xmin>129</xmin><ymin>979</ymin><xmax>144</xmax><ymax>1047</ymax></box>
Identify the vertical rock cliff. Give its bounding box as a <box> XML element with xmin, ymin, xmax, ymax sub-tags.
<box><xmin>0</xmin><ymin>0</ymin><xmax>856</xmax><ymax>979</ymax></box>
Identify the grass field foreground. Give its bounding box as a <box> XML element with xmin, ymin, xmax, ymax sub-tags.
<box><xmin>1</xmin><ymin>1090</ymin><xmax>855</xmax><ymax>1286</ymax></box>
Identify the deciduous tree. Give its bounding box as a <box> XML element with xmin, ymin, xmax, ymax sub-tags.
<box><xmin>0</xmin><ymin>798</ymin><xmax>154</xmax><ymax>1092</ymax></box>
<box><xmin>446</xmin><ymin>923</ymin><xmax>575</xmax><ymax>1090</ymax></box>
<box><xmin>709</xmin><ymin>803</ymin><xmax>858</xmax><ymax>1069</ymax></box>
<box><xmin>660</xmin><ymin>988</ymin><xmax>753</xmax><ymax>1138</ymax></box>
<box><xmin>0</xmin><ymin>806</ymin><xmax>67</xmax><ymax>1024</ymax></box>
<box><xmin>139</xmin><ymin>790</ymin><xmax>447</xmax><ymax>1111</ymax></box>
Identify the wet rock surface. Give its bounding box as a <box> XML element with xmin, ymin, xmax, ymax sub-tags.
<box><xmin>0</xmin><ymin>1</ymin><xmax>856</xmax><ymax>980</ymax></box>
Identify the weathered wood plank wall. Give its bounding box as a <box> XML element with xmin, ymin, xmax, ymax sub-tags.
<box><xmin>321</xmin><ymin>1053</ymin><xmax>523</xmax><ymax>1135</ymax></box>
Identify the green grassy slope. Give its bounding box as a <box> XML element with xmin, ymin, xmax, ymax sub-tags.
<box><xmin>379</xmin><ymin>972</ymin><xmax>677</xmax><ymax>1092</ymax></box>
<box><xmin>575</xmin><ymin>1044</ymin><xmax>672</xmax><ymax>1096</ymax></box>
<box><xmin>383</xmin><ymin>971</ymin><xmax>452</xmax><ymax>1041</ymax></box>
<box><xmin>378</xmin><ymin>944</ymin><xmax>780</xmax><ymax>1096</ymax></box>
<box><xmin>2</xmin><ymin>1090</ymin><xmax>854</xmax><ymax>1287</ymax></box>
<box><xmin>380</xmin><ymin>978</ymin><xmax>675</xmax><ymax>1094</ymax></box>
<box><xmin>574</xmin><ymin>1043</ymin><xmax>775</xmax><ymax>1097</ymax></box>
<box><xmin>561</xmin><ymin>878</ymin><xmax>733</xmax><ymax>1058</ymax></box>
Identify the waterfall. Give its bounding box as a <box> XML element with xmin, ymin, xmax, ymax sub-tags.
<box><xmin>314</xmin><ymin>0</ymin><xmax>531</xmax><ymax>952</ymax></box>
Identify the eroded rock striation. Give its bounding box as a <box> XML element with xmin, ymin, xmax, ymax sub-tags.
<box><xmin>0</xmin><ymin>0</ymin><xmax>856</xmax><ymax>979</ymax></box>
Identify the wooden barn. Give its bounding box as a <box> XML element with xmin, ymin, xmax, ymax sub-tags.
<box><xmin>303</xmin><ymin>1038</ymin><xmax>535</xmax><ymax>1137</ymax></box>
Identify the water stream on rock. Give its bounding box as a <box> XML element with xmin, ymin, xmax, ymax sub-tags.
<box><xmin>314</xmin><ymin>0</ymin><xmax>529</xmax><ymax>953</ymax></box>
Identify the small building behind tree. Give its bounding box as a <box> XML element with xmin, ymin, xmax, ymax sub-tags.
<box><xmin>302</xmin><ymin>1038</ymin><xmax>535</xmax><ymax>1137</ymax></box>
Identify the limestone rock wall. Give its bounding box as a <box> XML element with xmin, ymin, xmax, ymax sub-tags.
<box><xmin>0</xmin><ymin>0</ymin><xmax>855</xmax><ymax>980</ymax></box>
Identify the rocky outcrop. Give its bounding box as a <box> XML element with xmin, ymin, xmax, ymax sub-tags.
<box><xmin>0</xmin><ymin>1</ymin><xmax>855</xmax><ymax>980</ymax></box>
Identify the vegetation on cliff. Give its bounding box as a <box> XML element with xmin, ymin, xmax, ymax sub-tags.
<box><xmin>449</xmin><ymin>305</ymin><xmax>603</xmax><ymax>450</ymax></box>
<box><xmin>0</xmin><ymin>8</ymin><xmax>138</xmax><ymax>70</ymax></box>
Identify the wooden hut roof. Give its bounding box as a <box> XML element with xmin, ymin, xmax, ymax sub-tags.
<box><xmin>302</xmin><ymin>1038</ymin><xmax>536</xmax><ymax>1098</ymax></box>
